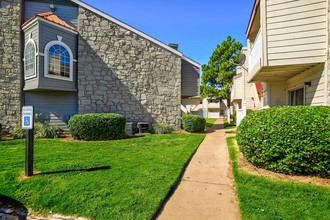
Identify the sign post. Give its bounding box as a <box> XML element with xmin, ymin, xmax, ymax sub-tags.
<box><xmin>22</xmin><ymin>106</ymin><xmax>34</xmax><ymax>177</ymax></box>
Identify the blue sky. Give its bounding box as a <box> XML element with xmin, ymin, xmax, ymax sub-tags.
<box><xmin>82</xmin><ymin>0</ymin><xmax>255</xmax><ymax>66</ymax></box>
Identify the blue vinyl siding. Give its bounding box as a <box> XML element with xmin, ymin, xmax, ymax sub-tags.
<box><xmin>25</xmin><ymin>91</ymin><xmax>78</xmax><ymax>124</ymax></box>
<box><xmin>24</xmin><ymin>20</ymin><xmax>77</xmax><ymax>91</ymax></box>
<box><xmin>181</xmin><ymin>59</ymin><xmax>200</xmax><ymax>97</ymax></box>
<box><xmin>24</xmin><ymin>0</ymin><xmax>78</xmax><ymax>29</ymax></box>
<box><xmin>39</xmin><ymin>22</ymin><xmax>77</xmax><ymax>57</ymax></box>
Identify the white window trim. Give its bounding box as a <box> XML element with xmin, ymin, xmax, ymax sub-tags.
<box><xmin>44</xmin><ymin>37</ymin><xmax>74</xmax><ymax>82</ymax></box>
<box><xmin>24</xmin><ymin>38</ymin><xmax>37</xmax><ymax>80</ymax></box>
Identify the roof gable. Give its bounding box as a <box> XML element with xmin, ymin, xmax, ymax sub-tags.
<box><xmin>70</xmin><ymin>0</ymin><xmax>200</xmax><ymax>68</ymax></box>
<box><xmin>22</xmin><ymin>12</ymin><xmax>77</xmax><ymax>33</ymax></box>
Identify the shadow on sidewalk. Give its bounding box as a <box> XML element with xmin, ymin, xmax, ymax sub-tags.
<box><xmin>205</xmin><ymin>121</ymin><xmax>224</xmax><ymax>134</ymax></box>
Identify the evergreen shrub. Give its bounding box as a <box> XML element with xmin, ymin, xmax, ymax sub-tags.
<box><xmin>237</xmin><ymin>106</ymin><xmax>330</xmax><ymax>177</ymax></box>
<box><xmin>68</xmin><ymin>113</ymin><xmax>126</xmax><ymax>140</ymax></box>
<box><xmin>182</xmin><ymin>114</ymin><xmax>206</xmax><ymax>133</ymax></box>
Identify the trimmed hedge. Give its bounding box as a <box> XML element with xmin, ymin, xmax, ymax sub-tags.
<box><xmin>182</xmin><ymin>115</ymin><xmax>206</xmax><ymax>133</ymax></box>
<box><xmin>237</xmin><ymin>106</ymin><xmax>330</xmax><ymax>177</ymax></box>
<box><xmin>68</xmin><ymin>113</ymin><xmax>126</xmax><ymax>140</ymax></box>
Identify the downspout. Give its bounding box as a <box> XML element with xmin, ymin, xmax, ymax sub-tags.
<box><xmin>20</xmin><ymin>0</ymin><xmax>24</xmax><ymax>108</ymax></box>
<box><xmin>325</xmin><ymin>0</ymin><xmax>329</xmax><ymax>105</ymax></box>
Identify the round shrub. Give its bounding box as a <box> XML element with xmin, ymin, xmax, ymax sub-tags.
<box><xmin>68</xmin><ymin>113</ymin><xmax>126</xmax><ymax>141</ymax></box>
<box><xmin>237</xmin><ymin>106</ymin><xmax>330</xmax><ymax>177</ymax></box>
<box><xmin>182</xmin><ymin>114</ymin><xmax>206</xmax><ymax>133</ymax></box>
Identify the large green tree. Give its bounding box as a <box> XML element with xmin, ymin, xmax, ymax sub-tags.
<box><xmin>201</xmin><ymin>36</ymin><xmax>243</xmax><ymax>108</ymax></box>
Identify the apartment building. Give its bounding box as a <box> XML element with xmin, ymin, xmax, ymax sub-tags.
<box><xmin>246</xmin><ymin>0</ymin><xmax>330</xmax><ymax>107</ymax></box>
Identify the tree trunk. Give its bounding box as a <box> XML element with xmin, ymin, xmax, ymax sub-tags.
<box><xmin>226</xmin><ymin>99</ymin><xmax>231</xmax><ymax>123</ymax></box>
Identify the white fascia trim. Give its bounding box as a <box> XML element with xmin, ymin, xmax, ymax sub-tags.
<box><xmin>71</xmin><ymin>0</ymin><xmax>182</xmax><ymax>57</ymax></box>
<box><xmin>182</xmin><ymin>56</ymin><xmax>201</xmax><ymax>68</ymax></box>
<box><xmin>22</xmin><ymin>18</ymin><xmax>38</xmax><ymax>32</ymax></box>
<box><xmin>22</xmin><ymin>17</ymin><xmax>78</xmax><ymax>35</ymax></box>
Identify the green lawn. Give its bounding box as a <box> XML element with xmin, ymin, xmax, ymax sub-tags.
<box><xmin>0</xmin><ymin>134</ymin><xmax>205</xmax><ymax>219</ymax></box>
<box><xmin>205</xmin><ymin>118</ymin><xmax>217</xmax><ymax>128</ymax></box>
<box><xmin>224</xmin><ymin>119</ymin><xmax>236</xmax><ymax>129</ymax></box>
<box><xmin>227</xmin><ymin>137</ymin><xmax>330</xmax><ymax>220</ymax></box>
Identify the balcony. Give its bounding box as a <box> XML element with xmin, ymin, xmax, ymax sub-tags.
<box><xmin>207</xmin><ymin>102</ymin><xmax>220</xmax><ymax>109</ymax></box>
<box><xmin>231</xmin><ymin>74</ymin><xmax>243</xmax><ymax>102</ymax></box>
<box><xmin>248</xmin><ymin>29</ymin><xmax>262</xmax><ymax>82</ymax></box>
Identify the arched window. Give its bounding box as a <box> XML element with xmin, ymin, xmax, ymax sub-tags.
<box><xmin>24</xmin><ymin>39</ymin><xmax>36</xmax><ymax>79</ymax></box>
<box><xmin>44</xmin><ymin>37</ymin><xmax>73</xmax><ymax>81</ymax></box>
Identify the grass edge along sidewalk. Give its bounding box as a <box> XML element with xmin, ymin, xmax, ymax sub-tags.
<box><xmin>0</xmin><ymin>134</ymin><xmax>205</xmax><ymax>220</ymax></box>
<box><xmin>226</xmin><ymin>137</ymin><xmax>330</xmax><ymax>220</ymax></box>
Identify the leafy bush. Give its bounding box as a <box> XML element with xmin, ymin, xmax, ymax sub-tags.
<box><xmin>35</xmin><ymin>125</ymin><xmax>63</xmax><ymax>138</ymax></box>
<box><xmin>0</xmin><ymin>123</ymin><xmax>2</xmax><ymax>140</ymax></box>
<box><xmin>68</xmin><ymin>113</ymin><xmax>126</xmax><ymax>140</ymax></box>
<box><xmin>12</xmin><ymin>126</ymin><xmax>26</xmax><ymax>139</ymax></box>
<box><xmin>154</xmin><ymin>123</ymin><xmax>174</xmax><ymax>134</ymax></box>
<box><xmin>181</xmin><ymin>115</ymin><xmax>206</xmax><ymax>133</ymax></box>
<box><xmin>237</xmin><ymin>106</ymin><xmax>330</xmax><ymax>177</ymax></box>
<box><xmin>246</xmin><ymin>109</ymin><xmax>254</xmax><ymax>115</ymax></box>
<box><xmin>12</xmin><ymin>123</ymin><xmax>63</xmax><ymax>139</ymax></box>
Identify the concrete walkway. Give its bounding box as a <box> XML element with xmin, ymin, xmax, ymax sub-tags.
<box><xmin>157</xmin><ymin>118</ymin><xmax>240</xmax><ymax>220</ymax></box>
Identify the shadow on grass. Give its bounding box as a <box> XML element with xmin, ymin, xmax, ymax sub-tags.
<box><xmin>0</xmin><ymin>195</ymin><xmax>28</xmax><ymax>219</ymax></box>
<box><xmin>38</xmin><ymin>166</ymin><xmax>111</xmax><ymax>175</ymax></box>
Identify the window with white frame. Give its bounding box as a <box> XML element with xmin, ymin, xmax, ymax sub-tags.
<box><xmin>44</xmin><ymin>36</ymin><xmax>73</xmax><ymax>81</ymax></box>
<box><xmin>24</xmin><ymin>39</ymin><xmax>36</xmax><ymax>79</ymax></box>
<box><xmin>289</xmin><ymin>88</ymin><xmax>304</xmax><ymax>106</ymax></box>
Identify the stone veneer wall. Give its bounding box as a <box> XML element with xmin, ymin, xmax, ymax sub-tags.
<box><xmin>77</xmin><ymin>7</ymin><xmax>182</xmax><ymax>129</ymax></box>
<box><xmin>0</xmin><ymin>0</ymin><xmax>22</xmax><ymax>131</ymax></box>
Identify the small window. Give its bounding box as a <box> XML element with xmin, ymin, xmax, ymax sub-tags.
<box><xmin>24</xmin><ymin>40</ymin><xmax>36</xmax><ymax>79</ymax></box>
<box><xmin>289</xmin><ymin>88</ymin><xmax>304</xmax><ymax>106</ymax></box>
<box><xmin>44</xmin><ymin>38</ymin><xmax>73</xmax><ymax>81</ymax></box>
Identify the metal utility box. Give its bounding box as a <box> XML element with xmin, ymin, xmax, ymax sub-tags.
<box><xmin>125</xmin><ymin>122</ymin><xmax>133</xmax><ymax>135</ymax></box>
<box><xmin>137</xmin><ymin>122</ymin><xmax>149</xmax><ymax>134</ymax></box>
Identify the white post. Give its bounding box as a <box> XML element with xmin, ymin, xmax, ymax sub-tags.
<box><xmin>235</xmin><ymin>103</ymin><xmax>239</xmax><ymax>126</ymax></box>
<box><xmin>242</xmin><ymin>100</ymin><xmax>247</xmax><ymax>117</ymax></box>
<box><xmin>236</xmin><ymin>101</ymin><xmax>247</xmax><ymax>127</ymax></box>
<box><xmin>227</xmin><ymin>108</ymin><xmax>230</xmax><ymax>123</ymax></box>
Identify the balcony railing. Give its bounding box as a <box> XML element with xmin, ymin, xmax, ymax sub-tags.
<box><xmin>207</xmin><ymin>102</ymin><xmax>220</xmax><ymax>108</ymax></box>
<box><xmin>249</xmin><ymin>29</ymin><xmax>262</xmax><ymax>77</ymax></box>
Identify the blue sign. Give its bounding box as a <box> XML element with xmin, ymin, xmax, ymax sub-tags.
<box><xmin>22</xmin><ymin>106</ymin><xmax>34</xmax><ymax>129</ymax></box>
<box><xmin>24</xmin><ymin>116</ymin><xmax>31</xmax><ymax>127</ymax></box>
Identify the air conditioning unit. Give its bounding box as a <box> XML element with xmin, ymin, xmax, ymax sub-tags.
<box><xmin>137</xmin><ymin>122</ymin><xmax>149</xmax><ymax>134</ymax></box>
<box><xmin>125</xmin><ymin>122</ymin><xmax>133</xmax><ymax>136</ymax></box>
